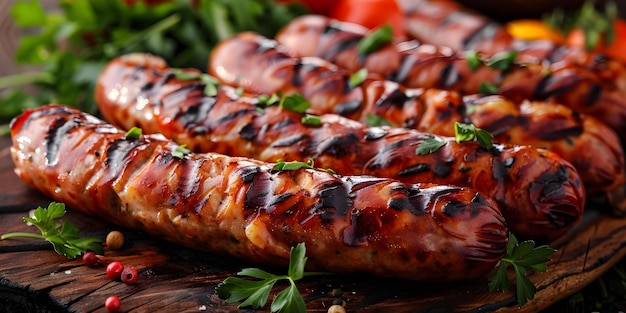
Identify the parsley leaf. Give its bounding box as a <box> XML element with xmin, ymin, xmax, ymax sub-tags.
<box><xmin>125</xmin><ymin>126</ymin><xmax>142</xmax><ymax>139</ymax></box>
<box><xmin>357</xmin><ymin>24</ymin><xmax>393</xmax><ymax>55</ymax></box>
<box><xmin>454</xmin><ymin>122</ymin><xmax>495</xmax><ymax>150</ymax></box>
<box><xmin>365</xmin><ymin>114</ymin><xmax>391</xmax><ymax>127</ymax></box>
<box><xmin>172</xmin><ymin>144</ymin><xmax>191</xmax><ymax>159</ymax></box>
<box><xmin>272</xmin><ymin>160</ymin><xmax>313</xmax><ymax>171</ymax></box>
<box><xmin>485</xmin><ymin>51</ymin><xmax>519</xmax><ymax>72</ymax></box>
<box><xmin>171</xmin><ymin>69</ymin><xmax>220</xmax><ymax>96</ymax></box>
<box><xmin>216</xmin><ymin>243</ymin><xmax>330</xmax><ymax>312</ymax></box>
<box><xmin>279</xmin><ymin>93</ymin><xmax>311</xmax><ymax>113</ymax></box>
<box><xmin>465</xmin><ymin>51</ymin><xmax>483</xmax><ymax>71</ymax></box>
<box><xmin>488</xmin><ymin>233</ymin><xmax>557</xmax><ymax>307</ymax></box>
<box><xmin>477</xmin><ymin>81</ymin><xmax>500</xmax><ymax>95</ymax></box>
<box><xmin>349</xmin><ymin>68</ymin><xmax>368</xmax><ymax>88</ymax></box>
<box><xmin>416</xmin><ymin>137</ymin><xmax>447</xmax><ymax>155</ymax></box>
<box><xmin>258</xmin><ymin>93</ymin><xmax>281</xmax><ymax>107</ymax></box>
<box><xmin>301</xmin><ymin>114</ymin><xmax>321</xmax><ymax>126</ymax></box>
<box><xmin>0</xmin><ymin>202</ymin><xmax>103</xmax><ymax>258</ymax></box>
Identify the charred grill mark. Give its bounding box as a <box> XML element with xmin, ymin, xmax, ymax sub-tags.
<box><xmin>440</xmin><ymin>64</ymin><xmax>460</xmax><ymax>88</ymax></box>
<box><xmin>215</xmin><ymin>108</ymin><xmax>255</xmax><ymax>125</ymax></box>
<box><xmin>398</xmin><ymin>163</ymin><xmax>432</xmax><ymax>176</ymax></box>
<box><xmin>433</xmin><ymin>159</ymin><xmax>453</xmax><ymax>178</ymax></box>
<box><xmin>390</xmin><ymin>55</ymin><xmax>414</xmax><ymax>83</ymax></box>
<box><xmin>167</xmin><ymin>159</ymin><xmax>202</xmax><ymax>208</ymax></box>
<box><xmin>374</xmin><ymin>88</ymin><xmax>410</xmax><ymax>109</ymax></box>
<box><xmin>323</xmin><ymin>36</ymin><xmax>361</xmax><ymax>60</ymax></box>
<box><xmin>239</xmin><ymin>123</ymin><xmax>257</xmax><ymax>141</ymax></box>
<box><xmin>335</xmin><ymin>100</ymin><xmax>362</xmax><ymax>115</ymax></box>
<box><xmin>291</xmin><ymin>61</ymin><xmax>304</xmax><ymax>87</ymax></box>
<box><xmin>481</xmin><ymin>115</ymin><xmax>517</xmax><ymax>137</ymax></box>
<box><xmin>271</xmin><ymin>134</ymin><xmax>309</xmax><ymax>147</ymax></box>
<box><xmin>442</xmin><ymin>201</ymin><xmax>466</xmax><ymax>217</ymax></box>
<box><xmin>316</xmin><ymin>133</ymin><xmax>359</xmax><ymax>157</ymax></box>
<box><xmin>533</xmin><ymin>74</ymin><xmax>576</xmax><ymax>100</ymax></box>
<box><xmin>45</xmin><ymin>117</ymin><xmax>77</xmax><ymax>166</ymax></box>
<box><xmin>388</xmin><ymin>185</ymin><xmax>427</xmax><ymax>216</ymax></box>
<box><xmin>344</xmin><ymin>176</ymin><xmax>388</xmax><ymax>193</ymax></box>
<box><xmin>530</xmin><ymin>166</ymin><xmax>571</xmax><ymax>201</ymax></box>
<box><xmin>316</xmin><ymin>182</ymin><xmax>350</xmax><ymax>216</ymax></box>
<box><xmin>492</xmin><ymin>157</ymin><xmax>512</xmax><ymax>188</ymax></box>
<box><xmin>537</xmin><ymin>126</ymin><xmax>583</xmax><ymax>140</ymax></box>
<box><xmin>239</xmin><ymin>166</ymin><xmax>259</xmax><ymax>184</ymax></box>
<box><xmin>105</xmin><ymin>138</ymin><xmax>145</xmax><ymax>180</ymax></box>
<box><xmin>273</xmin><ymin>119</ymin><xmax>296</xmax><ymax>130</ymax></box>
<box><xmin>243</xmin><ymin>169</ymin><xmax>286</xmax><ymax>212</ymax></box>
<box><xmin>470</xmin><ymin>193</ymin><xmax>489</xmax><ymax>217</ymax></box>
<box><xmin>176</xmin><ymin>98</ymin><xmax>217</xmax><ymax>130</ymax></box>
<box><xmin>584</xmin><ymin>84</ymin><xmax>602</xmax><ymax>106</ymax></box>
<box><xmin>462</xmin><ymin>22</ymin><xmax>500</xmax><ymax>50</ymax></box>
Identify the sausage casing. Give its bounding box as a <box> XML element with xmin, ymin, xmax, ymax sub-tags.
<box><xmin>10</xmin><ymin>104</ymin><xmax>509</xmax><ymax>281</ymax></box>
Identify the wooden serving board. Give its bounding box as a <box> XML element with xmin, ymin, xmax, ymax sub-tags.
<box><xmin>1</xmin><ymin>133</ymin><xmax>625</xmax><ymax>313</ymax></box>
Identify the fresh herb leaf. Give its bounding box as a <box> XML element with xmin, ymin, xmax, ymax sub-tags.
<box><xmin>258</xmin><ymin>93</ymin><xmax>280</xmax><ymax>107</ymax></box>
<box><xmin>0</xmin><ymin>202</ymin><xmax>103</xmax><ymax>258</ymax></box>
<box><xmin>465</xmin><ymin>51</ymin><xmax>482</xmax><ymax>71</ymax></box>
<box><xmin>416</xmin><ymin>137</ymin><xmax>447</xmax><ymax>155</ymax></box>
<box><xmin>485</xmin><ymin>51</ymin><xmax>519</xmax><ymax>72</ymax></box>
<box><xmin>171</xmin><ymin>69</ymin><xmax>220</xmax><ymax>96</ymax></box>
<box><xmin>272</xmin><ymin>160</ymin><xmax>313</xmax><ymax>171</ymax></box>
<box><xmin>349</xmin><ymin>68</ymin><xmax>368</xmax><ymax>88</ymax></box>
<box><xmin>125</xmin><ymin>126</ymin><xmax>142</xmax><ymax>139</ymax></box>
<box><xmin>279</xmin><ymin>93</ymin><xmax>310</xmax><ymax>113</ymax></box>
<box><xmin>172</xmin><ymin>144</ymin><xmax>191</xmax><ymax>159</ymax></box>
<box><xmin>488</xmin><ymin>233</ymin><xmax>557</xmax><ymax>307</ymax></box>
<box><xmin>216</xmin><ymin>243</ymin><xmax>330</xmax><ymax>312</ymax></box>
<box><xmin>365</xmin><ymin>113</ymin><xmax>391</xmax><ymax>127</ymax></box>
<box><xmin>301</xmin><ymin>114</ymin><xmax>321</xmax><ymax>126</ymax></box>
<box><xmin>477</xmin><ymin>81</ymin><xmax>500</xmax><ymax>95</ymax></box>
<box><xmin>454</xmin><ymin>122</ymin><xmax>495</xmax><ymax>150</ymax></box>
<box><xmin>357</xmin><ymin>24</ymin><xmax>393</xmax><ymax>55</ymax></box>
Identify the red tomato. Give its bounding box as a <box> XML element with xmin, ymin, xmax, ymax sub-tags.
<box><xmin>566</xmin><ymin>19</ymin><xmax>626</xmax><ymax>64</ymax></box>
<box><xmin>330</xmin><ymin>0</ymin><xmax>405</xmax><ymax>38</ymax></box>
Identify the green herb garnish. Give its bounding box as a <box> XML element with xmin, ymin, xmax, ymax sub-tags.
<box><xmin>0</xmin><ymin>202</ymin><xmax>103</xmax><ymax>258</ymax></box>
<box><xmin>272</xmin><ymin>160</ymin><xmax>313</xmax><ymax>171</ymax></box>
<box><xmin>357</xmin><ymin>24</ymin><xmax>393</xmax><ymax>55</ymax></box>
<box><xmin>477</xmin><ymin>81</ymin><xmax>500</xmax><ymax>95</ymax></box>
<box><xmin>454</xmin><ymin>122</ymin><xmax>494</xmax><ymax>150</ymax></box>
<box><xmin>279</xmin><ymin>94</ymin><xmax>310</xmax><ymax>114</ymax></box>
<box><xmin>125</xmin><ymin>126</ymin><xmax>142</xmax><ymax>139</ymax></box>
<box><xmin>416</xmin><ymin>137</ymin><xmax>447</xmax><ymax>155</ymax></box>
<box><xmin>172</xmin><ymin>69</ymin><xmax>220</xmax><ymax>96</ymax></box>
<box><xmin>485</xmin><ymin>51</ymin><xmax>519</xmax><ymax>72</ymax></box>
<box><xmin>488</xmin><ymin>233</ymin><xmax>557</xmax><ymax>307</ymax></box>
<box><xmin>301</xmin><ymin>114</ymin><xmax>321</xmax><ymax>126</ymax></box>
<box><xmin>258</xmin><ymin>93</ymin><xmax>281</xmax><ymax>107</ymax></box>
<box><xmin>365</xmin><ymin>113</ymin><xmax>391</xmax><ymax>127</ymax></box>
<box><xmin>465</xmin><ymin>51</ymin><xmax>483</xmax><ymax>71</ymax></box>
<box><xmin>172</xmin><ymin>144</ymin><xmax>191</xmax><ymax>159</ymax></box>
<box><xmin>349</xmin><ymin>68</ymin><xmax>368</xmax><ymax>88</ymax></box>
<box><xmin>216</xmin><ymin>243</ymin><xmax>330</xmax><ymax>312</ymax></box>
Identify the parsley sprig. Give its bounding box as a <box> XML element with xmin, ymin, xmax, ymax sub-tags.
<box><xmin>216</xmin><ymin>243</ymin><xmax>330</xmax><ymax>312</ymax></box>
<box><xmin>488</xmin><ymin>233</ymin><xmax>557</xmax><ymax>307</ymax></box>
<box><xmin>0</xmin><ymin>202</ymin><xmax>103</xmax><ymax>258</ymax></box>
<box><xmin>416</xmin><ymin>122</ymin><xmax>494</xmax><ymax>154</ymax></box>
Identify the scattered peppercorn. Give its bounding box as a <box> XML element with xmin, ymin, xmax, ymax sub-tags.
<box><xmin>331</xmin><ymin>288</ymin><xmax>343</xmax><ymax>298</ymax></box>
<box><xmin>105</xmin><ymin>231</ymin><xmax>125</xmax><ymax>250</ymax></box>
<box><xmin>105</xmin><ymin>295</ymin><xmax>121</xmax><ymax>313</ymax></box>
<box><xmin>82</xmin><ymin>251</ymin><xmax>103</xmax><ymax>268</ymax></box>
<box><xmin>121</xmin><ymin>267</ymin><xmax>138</xmax><ymax>284</ymax></box>
<box><xmin>106</xmin><ymin>261</ymin><xmax>125</xmax><ymax>280</ymax></box>
<box><xmin>327</xmin><ymin>304</ymin><xmax>346</xmax><ymax>313</ymax></box>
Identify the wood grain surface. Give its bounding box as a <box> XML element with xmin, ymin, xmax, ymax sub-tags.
<box><xmin>1</xmin><ymin>133</ymin><xmax>626</xmax><ymax>313</ymax></box>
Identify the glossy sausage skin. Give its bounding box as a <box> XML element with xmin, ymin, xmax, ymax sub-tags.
<box><xmin>97</xmin><ymin>53</ymin><xmax>586</xmax><ymax>241</ymax></box>
<box><xmin>10</xmin><ymin>104</ymin><xmax>509</xmax><ymax>281</ymax></box>
<box><xmin>396</xmin><ymin>0</ymin><xmax>626</xmax><ymax>144</ymax></box>
<box><xmin>208</xmin><ymin>32</ymin><xmax>625</xmax><ymax>202</ymax></box>
<box><xmin>276</xmin><ymin>15</ymin><xmax>626</xmax><ymax>148</ymax></box>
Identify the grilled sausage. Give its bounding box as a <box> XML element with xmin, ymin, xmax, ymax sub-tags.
<box><xmin>395</xmin><ymin>0</ymin><xmax>626</xmax><ymax>143</ymax></box>
<box><xmin>96</xmin><ymin>53</ymin><xmax>586</xmax><ymax>241</ymax></box>
<box><xmin>10</xmin><ymin>104</ymin><xmax>509</xmax><ymax>281</ymax></box>
<box><xmin>275</xmin><ymin>15</ymin><xmax>626</xmax><ymax>147</ymax></box>
<box><xmin>208</xmin><ymin>32</ymin><xmax>625</xmax><ymax>206</ymax></box>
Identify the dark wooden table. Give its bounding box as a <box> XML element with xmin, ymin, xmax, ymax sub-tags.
<box><xmin>1</xmin><ymin>132</ymin><xmax>626</xmax><ymax>313</ymax></box>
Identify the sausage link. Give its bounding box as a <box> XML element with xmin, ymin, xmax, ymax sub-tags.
<box><xmin>96</xmin><ymin>53</ymin><xmax>586</xmax><ymax>241</ymax></box>
<box><xmin>10</xmin><ymin>104</ymin><xmax>509</xmax><ymax>281</ymax></box>
<box><xmin>275</xmin><ymin>15</ymin><xmax>626</xmax><ymax>148</ymax></box>
<box><xmin>208</xmin><ymin>32</ymin><xmax>625</xmax><ymax>207</ymax></box>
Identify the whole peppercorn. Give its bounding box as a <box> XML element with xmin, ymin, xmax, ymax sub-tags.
<box><xmin>106</xmin><ymin>231</ymin><xmax>125</xmax><ymax>250</ymax></box>
<box><xmin>105</xmin><ymin>295</ymin><xmax>121</xmax><ymax>312</ymax></box>
<box><xmin>121</xmin><ymin>267</ymin><xmax>138</xmax><ymax>284</ymax></box>
<box><xmin>327</xmin><ymin>304</ymin><xmax>346</xmax><ymax>313</ymax></box>
<box><xmin>106</xmin><ymin>261</ymin><xmax>125</xmax><ymax>280</ymax></box>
